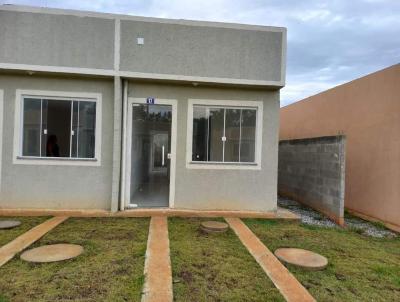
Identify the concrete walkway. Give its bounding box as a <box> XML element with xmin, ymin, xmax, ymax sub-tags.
<box><xmin>142</xmin><ymin>216</ymin><xmax>173</xmax><ymax>302</ymax></box>
<box><xmin>225</xmin><ymin>217</ymin><xmax>316</xmax><ymax>302</ymax></box>
<box><xmin>0</xmin><ymin>216</ymin><xmax>68</xmax><ymax>267</ymax></box>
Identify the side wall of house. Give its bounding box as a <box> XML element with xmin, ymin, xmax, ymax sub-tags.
<box><xmin>128</xmin><ymin>82</ymin><xmax>280</xmax><ymax>211</ymax></box>
<box><xmin>0</xmin><ymin>74</ymin><xmax>114</xmax><ymax>209</ymax></box>
<box><xmin>280</xmin><ymin>64</ymin><xmax>400</xmax><ymax>229</ymax></box>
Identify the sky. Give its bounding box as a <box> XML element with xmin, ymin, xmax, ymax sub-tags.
<box><xmin>1</xmin><ymin>0</ymin><xmax>399</xmax><ymax>106</ymax></box>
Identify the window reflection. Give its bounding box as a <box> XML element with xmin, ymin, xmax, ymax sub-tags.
<box><xmin>192</xmin><ymin>105</ymin><xmax>257</xmax><ymax>163</ymax></box>
<box><xmin>22</xmin><ymin>97</ymin><xmax>97</xmax><ymax>159</ymax></box>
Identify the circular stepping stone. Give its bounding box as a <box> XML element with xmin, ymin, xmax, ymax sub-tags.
<box><xmin>20</xmin><ymin>244</ymin><xmax>83</xmax><ymax>263</ymax></box>
<box><xmin>274</xmin><ymin>248</ymin><xmax>328</xmax><ymax>271</ymax></box>
<box><xmin>0</xmin><ymin>220</ymin><xmax>21</xmax><ymax>229</ymax></box>
<box><xmin>200</xmin><ymin>221</ymin><xmax>229</xmax><ymax>233</ymax></box>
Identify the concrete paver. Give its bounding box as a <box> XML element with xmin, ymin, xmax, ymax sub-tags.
<box><xmin>21</xmin><ymin>244</ymin><xmax>83</xmax><ymax>263</ymax></box>
<box><xmin>200</xmin><ymin>221</ymin><xmax>229</xmax><ymax>233</ymax></box>
<box><xmin>142</xmin><ymin>216</ymin><xmax>172</xmax><ymax>302</ymax></box>
<box><xmin>0</xmin><ymin>220</ymin><xmax>21</xmax><ymax>229</ymax></box>
<box><xmin>225</xmin><ymin>217</ymin><xmax>316</xmax><ymax>302</ymax></box>
<box><xmin>275</xmin><ymin>248</ymin><xmax>328</xmax><ymax>271</ymax></box>
<box><xmin>0</xmin><ymin>216</ymin><xmax>68</xmax><ymax>267</ymax></box>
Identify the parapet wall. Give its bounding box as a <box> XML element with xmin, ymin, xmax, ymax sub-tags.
<box><xmin>278</xmin><ymin>136</ymin><xmax>346</xmax><ymax>225</ymax></box>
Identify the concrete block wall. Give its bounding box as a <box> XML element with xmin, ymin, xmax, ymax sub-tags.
<box><xmin>278</xmin><ymin>136</ymin><xmax>346</xmax><ymax>225</ymax></box>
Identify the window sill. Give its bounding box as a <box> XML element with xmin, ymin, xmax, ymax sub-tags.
<box><xmin>14</xmin><ymin>156</ymin><xmax>100</xmax><ymax>166</ymax></box>
<box><xmin>186</xmin><ymin>161</ymin><xmax>261</xmax><ymax>170</ymax></box>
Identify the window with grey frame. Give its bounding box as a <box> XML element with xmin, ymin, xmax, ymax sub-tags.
<box><xmin>192</xmin><ymin>105</ymin><xmax>257</xmax><ymax>163</ymax></box>
<box><xmin>22</xmin><ymin>97</ymin><xmax>96</xmax><ymax>159</ymax></box>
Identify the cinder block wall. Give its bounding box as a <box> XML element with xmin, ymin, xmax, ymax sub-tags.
<box><xmin>279</xmin><ymin>65</ymin><xmax>400</xmax><ymax>231</ymax></box>
<box><xmin>278</xmin><ymin>136</ymin><xmax>346</xmax><ymax>225</ymax></box>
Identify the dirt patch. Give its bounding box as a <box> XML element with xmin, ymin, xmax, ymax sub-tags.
<box><xmin>178</xmin><ymin>270</ymin><xmax>194</xmax><ymax>283</ymax></box>
<box><xmin>83</xmin><ymin>228</ymin><xmax>136</xmax><ymax>240</ymax></box>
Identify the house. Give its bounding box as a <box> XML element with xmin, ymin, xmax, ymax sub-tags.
<box><xmin>0</xmin><ymin>5</ymin><xmax>286</xmax><ymax>212</ymax></box>
<box><xmin>280</xmin><ymin>64</ymin><xmax>400</xmax><ymax>231</ymax></box>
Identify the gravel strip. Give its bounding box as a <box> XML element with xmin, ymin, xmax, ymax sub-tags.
<box><xmin>278</xmin><ymin>196</ymin><xmax>397</xmax><ymax>238</ymax></box>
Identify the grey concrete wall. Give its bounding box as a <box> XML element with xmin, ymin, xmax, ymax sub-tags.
<box><xmin>129</xmin><ymin>82</ymin><xmax>279</xmax><ymax>212</ymax></box>
<box><xmin>278</xmin><ymin>136</ymin><xmax>346</xmax><ymax>224</ymax></box>
<box><xmin>120</xmin><ymin>20</ymin><xmax>283</xmax><ymax>82</ymax></box>
<box><xmin>0</xmin><ymin>11</ymin><xmax>115</xmax><ymax>69</ymax></box>
<box><xmin>0</xmin><ymin>74</ymin><xmax>114</xmax><ymax>209</ymax></box>
<box><xmin>0</xmin><ymin>7</ymin><xmax>285</xmax><ymax>85</ymax></box>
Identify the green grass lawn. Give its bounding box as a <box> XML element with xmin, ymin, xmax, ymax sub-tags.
<box><xmin>0</xmin><ymin>216</ymin><xmax>49</xmax><ymax>247</ymax></box>
<box><xmin>169</xmin><ymin>217</ymin><xmax>284</xmax><ymax>302</ymax></box>
<box><xmin>245</xmin><ymin>219</ymin><xmax>400</xmax><ymax>302</ymax></box>
<box><xmin>0</xmin><ymin>217</ymin><xmax>149</xmax><ymax>302</ymax></box>
<box><xmin>1</xmin><ymin>216</ymin><xmax>398</xmax><ymax>301</ymax></box>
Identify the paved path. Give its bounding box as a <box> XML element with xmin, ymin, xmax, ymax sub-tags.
<box><xmin>225</xmin><ymin>217</ymin><xmax>316</xmax><ymax>302</ymax></box>
<box><xmin>142</xmin><ymin>216</ymin><xmax>173</xmax><ymax>302</ymax></box>
<box><xmin>0</xmin><ymin>216</ymin><xmax>68</xmax><ymax>267</ymax></box>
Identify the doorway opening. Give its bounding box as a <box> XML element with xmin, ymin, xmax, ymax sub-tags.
<box><xmin>129</xmin><ymin>104</ymin><xmax>172</xmax><ymax>207</ymax></box>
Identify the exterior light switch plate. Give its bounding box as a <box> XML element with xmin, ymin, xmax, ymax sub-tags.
<box><xmin>137</xmin><ymin>37</ymin><xmax>144</xmax><ymax>45</ymax></box>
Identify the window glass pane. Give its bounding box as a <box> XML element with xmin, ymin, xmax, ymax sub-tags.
<box><xmin>41</xmin><ymin>99</ymin><xmax>48</xmax><ymax>156</ymax></box>
<box><xmin>44</xmin><ymin>99</ymin><xmax>71</xmax><ymax>157</ymax></box>
<box><xmin>192</xmin><ymin>106</ymin><xmax>208</xmax><ymax>161</ymax></box>
<box><xmin>71</xmin><ymin>101</ymin><xmax>79</xmax><ymax>157</ymax></box>
<box><xmin>147</xmin><ymin>104</ymin><xmax>172</xmax><ymax>122</ymax></box>
<box><xmin>208</xmin><ymin>108</ymin><xmax>224</xmax><ymax>162</ymax></box>
<box><xmin>191</xmin><ymin>105</ymin><xmax>258</xmax><ymax>164</ymax></box>
<box><xmin>224</xmin><ymin>109</ymin><xmax>241</xmax><ymax>162</ymax></box>
<box><xmin>22</xmin><ymin>98</ymin><xmax>41</xmax><ymax>156</ymax></box>
<box><xmin>240</xmin><ymin>109</ymin><xmax>256</xmax><ymax>162</ymax></box>
<box><xmin>77</xmin><ymin>101</ymin><xmax>96</xmax><ymax>158</ymax></box>
<box><xmin>153</xmin><ymin>133</ymin><xmax>168</xmax><ymax>169</ymax></box>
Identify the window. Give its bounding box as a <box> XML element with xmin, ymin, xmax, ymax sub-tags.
<box><xmin>192</xmin><ymin>105</ymin><xmax>258</xmax><ymax>163</ymax></box>
<box><xmin>20</xmin><ymin>96</ymin><xmax>97</xmax><ymax>159</ymax></box>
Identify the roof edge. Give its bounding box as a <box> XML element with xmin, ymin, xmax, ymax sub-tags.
<box><xmin>0</xmin><ymin>4</ymin><xmax>287</xmax><ymax>33</ymax></box>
